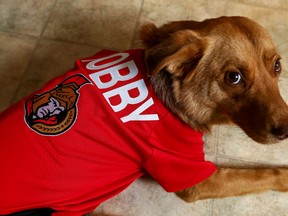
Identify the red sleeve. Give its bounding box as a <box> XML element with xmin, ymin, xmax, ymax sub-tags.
<box><xmin>144</xmin><ymin>113</ymin><xmax>217</xmax><ymax>192</ymax></box>
<box><xmin>143</xmin><ymin>148</ymin><xmax>216</xmax><ymax>192</ymax></box>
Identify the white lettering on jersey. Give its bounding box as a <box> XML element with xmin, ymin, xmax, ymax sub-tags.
<box><xmin>85</xmin><ymin>52</ymin><xmax>159</xmax><ymax>123</ymax></box>
<box><xmin>83</xmin><ymin>52</ymin><xmax>129</xmax><ymax>70</ymax></box>
<box><xmin>103</xmin><ymin>79</ymin><xmax>148</xmax><ymax>112</ymax></box>
<box><xmin>121</xmin><ymin>98</ymin><xmax>159</xmax><ymax>123</ymax></box>
<box><xmin>90</xmin><ymin>60</ymin><xmax>138</xmax><ymax>89</ymax></box>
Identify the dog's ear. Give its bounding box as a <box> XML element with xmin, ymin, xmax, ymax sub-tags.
<box><xmin>140</xmin><ymin>24</ymin><xmax>208</xmax><ymax>77</ymax></box>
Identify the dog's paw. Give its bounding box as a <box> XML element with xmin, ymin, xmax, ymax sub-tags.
<box><xmin>176</xmin><ymin>187</ymin><xmax>199</xmax><ymax>203</ymax></box>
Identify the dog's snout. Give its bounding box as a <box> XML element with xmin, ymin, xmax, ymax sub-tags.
<box><xmin>271</xmin><ymin>125</ymin><xmax>288</xmax><ymax>140</ymax></box>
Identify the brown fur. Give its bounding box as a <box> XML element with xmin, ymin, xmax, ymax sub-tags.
<box><xmin>140</xmin><ymin>16</ymin><xmax>288</xmax><ymax>143</ymax></box>
<box><xmin>139</xmin><ymin>16</ymin><xmax>288</xmax><ymax>204</ymax></box>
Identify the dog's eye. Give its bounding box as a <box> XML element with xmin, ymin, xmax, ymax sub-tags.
<box><xmin>274</xmin><ymin>58</ymin><xmax>282</xmax><ymax>73</ymax></box>
<box><xmin>225</xmin><ymin>72</ymin><xmax>242</xmax><ymax>85</ymax></box>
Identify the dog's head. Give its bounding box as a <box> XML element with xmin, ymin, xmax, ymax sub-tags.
<box><xmin>140</xmin><ymin>16</ymin><xmax>288</xmax><ymax>144</ymax></box>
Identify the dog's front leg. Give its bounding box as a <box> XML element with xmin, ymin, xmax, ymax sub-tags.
<box><xmin>176</xmin><ymin>167</ymin><xmax>288</xmax><ymax>202</ymax></box>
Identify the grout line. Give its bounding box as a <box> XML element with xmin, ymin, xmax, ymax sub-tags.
<box><xmin>9</xmin><ymin>38</ymin><xmax>41</xmax><ymax>104</ymax></box>
<box><xmin>0</xmin><ymin>28</ymin><xmax>120</xmax><ymax>51</ymax></box>
<box><xmin>39</xmin><ymin>0</ymin><xmax>59</xmax><ymax>37</ymax></box>
<box><xmin>9</xmin><ymin>0</ymin><xmax>59</xmax><ymax>104</ymax></box>
<box><xmin>228</xmin><ymin>0</ymin><xmax>288</xmax><ymax>11</ymax></box>
<box><xmin>0</xmin><ymin>0</ymin><xmax>58</xmax><ymax>41</ymax></box>
<box><xmin>216</xmin><ymin>154</ymin><xmax>288</xmax><ymax>167</ymax></box>
<box><xmin>0</xmin><ymin>30</ymin><xmax>38</xmax><ymax>40</ymax></box>
<box><xmin>210</xmin><ymin>198</ymin><xmax>215</xmax><ymax>216</ymax></box>
<box><xmin>214</xmin><ymin>125</ymin><xmax>220</xmax><ymax>156</ymax></box>
<box><xmin>223</xmin><ymin>0</ymin><xmax>228</xmax><ymax>16</ymax></box>
<box><xmin>40</xmin><ymin>36</ymin><xmax>122</xmax><ymax>51</ymax></box>
<box><xmin>129</xmin><ymin>0</ymin><xmax>145</xmax><ymax>49</ymax></box>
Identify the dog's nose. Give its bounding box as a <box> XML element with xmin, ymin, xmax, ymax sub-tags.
<box><xmin>271</xmin><ymin>125</ymin><xmax>288</xmax><ymax>140</ymax></box>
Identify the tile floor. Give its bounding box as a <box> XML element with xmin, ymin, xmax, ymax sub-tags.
<box><xmin>1</xmin><ymin>0</ymin><xmax>288</xmax><ymax>215</ymax></box>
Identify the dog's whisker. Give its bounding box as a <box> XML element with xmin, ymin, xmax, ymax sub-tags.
<box><xmin>276</xmin><ymin>41</ymin><xmax>288</xmax><ymax>49</ymax></box>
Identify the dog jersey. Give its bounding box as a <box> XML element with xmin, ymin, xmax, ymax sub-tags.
<box><xmin>0</xmin><ymin>49</ymin><xmax>216</xmax><ymax>215</ymax></box>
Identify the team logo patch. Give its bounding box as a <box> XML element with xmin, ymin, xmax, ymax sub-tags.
<box><xmin>24</xmin><ymin>74</ymin><xmax>90</xmax><ymax>135</ymax></box>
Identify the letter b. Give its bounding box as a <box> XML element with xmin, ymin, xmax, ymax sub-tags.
<box><xmin>90</xmin><ymin>60</ymin><xmax>138</xmax><ymax>89</ymax></box>
<box><xmin>103</xmin><ymin>79</ymin><xmax>148</xmax><ymax>112</ymax></box>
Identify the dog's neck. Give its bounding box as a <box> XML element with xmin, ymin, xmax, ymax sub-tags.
<box><xmin>149</xmin><ymin>70</ymin><xmax>212</xmax><ymax>132</ymax></box>
<box><xmin>149</xmin><ymin>70</ymin><xmax>175</xmax><ymax>112</ymax></box>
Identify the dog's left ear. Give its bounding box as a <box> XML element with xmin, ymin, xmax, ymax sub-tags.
<box><xmin>141</xmin><ymin>25</ymin><xmax>208</xmax><ymax>77</ymax></box>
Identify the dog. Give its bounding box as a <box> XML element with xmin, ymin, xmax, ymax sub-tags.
<box><xmin>1</xmin><ymin>16</ymin><xmax>288</xmax><ymax>216</ymax></box>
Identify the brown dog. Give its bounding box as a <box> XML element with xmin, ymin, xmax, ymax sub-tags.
<box><xmin>139</xmin><ymin>16</ymin><xmax>288</xmax><ymax>203</ymax></box>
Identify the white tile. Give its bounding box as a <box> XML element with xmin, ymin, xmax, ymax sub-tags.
<box><xmin>213</xmin><ymin>192</ymin><xmax>288</xmax><ymax>216</ymax></box>
<box><xmin>43</xmin><ymin>0</ymin><xmax>143</xmax><ymax>49</ymax></box>
<box><xmin>0</xmin><ymin>32</ymin><xmax>37</xmax><ymax>111</ymax></box>
<box><xmin>140</xmin><ymin>0</ymin><xmax>227</xmax><ymax>26</ymax></box>
<box><xmin>95</xmin><ymin>177</ymin><xmax>212</xmax><ymax>216</ymax></box>
<box><xmin>0</xmin><ymin>0</ymin><xmax>56</xmax><ymax>36</ymax></box>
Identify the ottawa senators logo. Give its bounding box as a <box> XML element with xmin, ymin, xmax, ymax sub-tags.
<box><xmin>24</xmin><ymin>74</ymin><xmax>90</xmax><ymax>135</ymax></box>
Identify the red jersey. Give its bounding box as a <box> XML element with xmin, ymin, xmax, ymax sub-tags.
<box><xmin>0</xmin><ymin>49</ymin><xmax>216</xmax><ymax>215</ymax></box>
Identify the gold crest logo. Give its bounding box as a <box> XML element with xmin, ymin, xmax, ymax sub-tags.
<box><xmin>24</xmin><ymin>74</ymin><xmax>90</xmax><ymax>135</ymax></box>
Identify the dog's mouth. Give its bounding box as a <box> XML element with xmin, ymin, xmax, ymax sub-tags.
<box><xmin>219</xmin><ymin>90</ymin><xmax>288</xmax><ymax>144</ymax></box>
<box><xmin>244</xmin><ymin>130</ymin><xmax>283</xmax><ymax>144</ymax></box>
<box><xmin>234</xmin><ymin>121</ymin><xmax>288</xmax><ymax>144</ymax></box>
<box><xmin>222</xmin><ymin>103</ymin><xmax>288</xmax><ymax>144</ymax></box>
<box><xmin>270</xmin><ymin>125</ymin><xmax>288</xmax><ymax>141</ymax></box>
